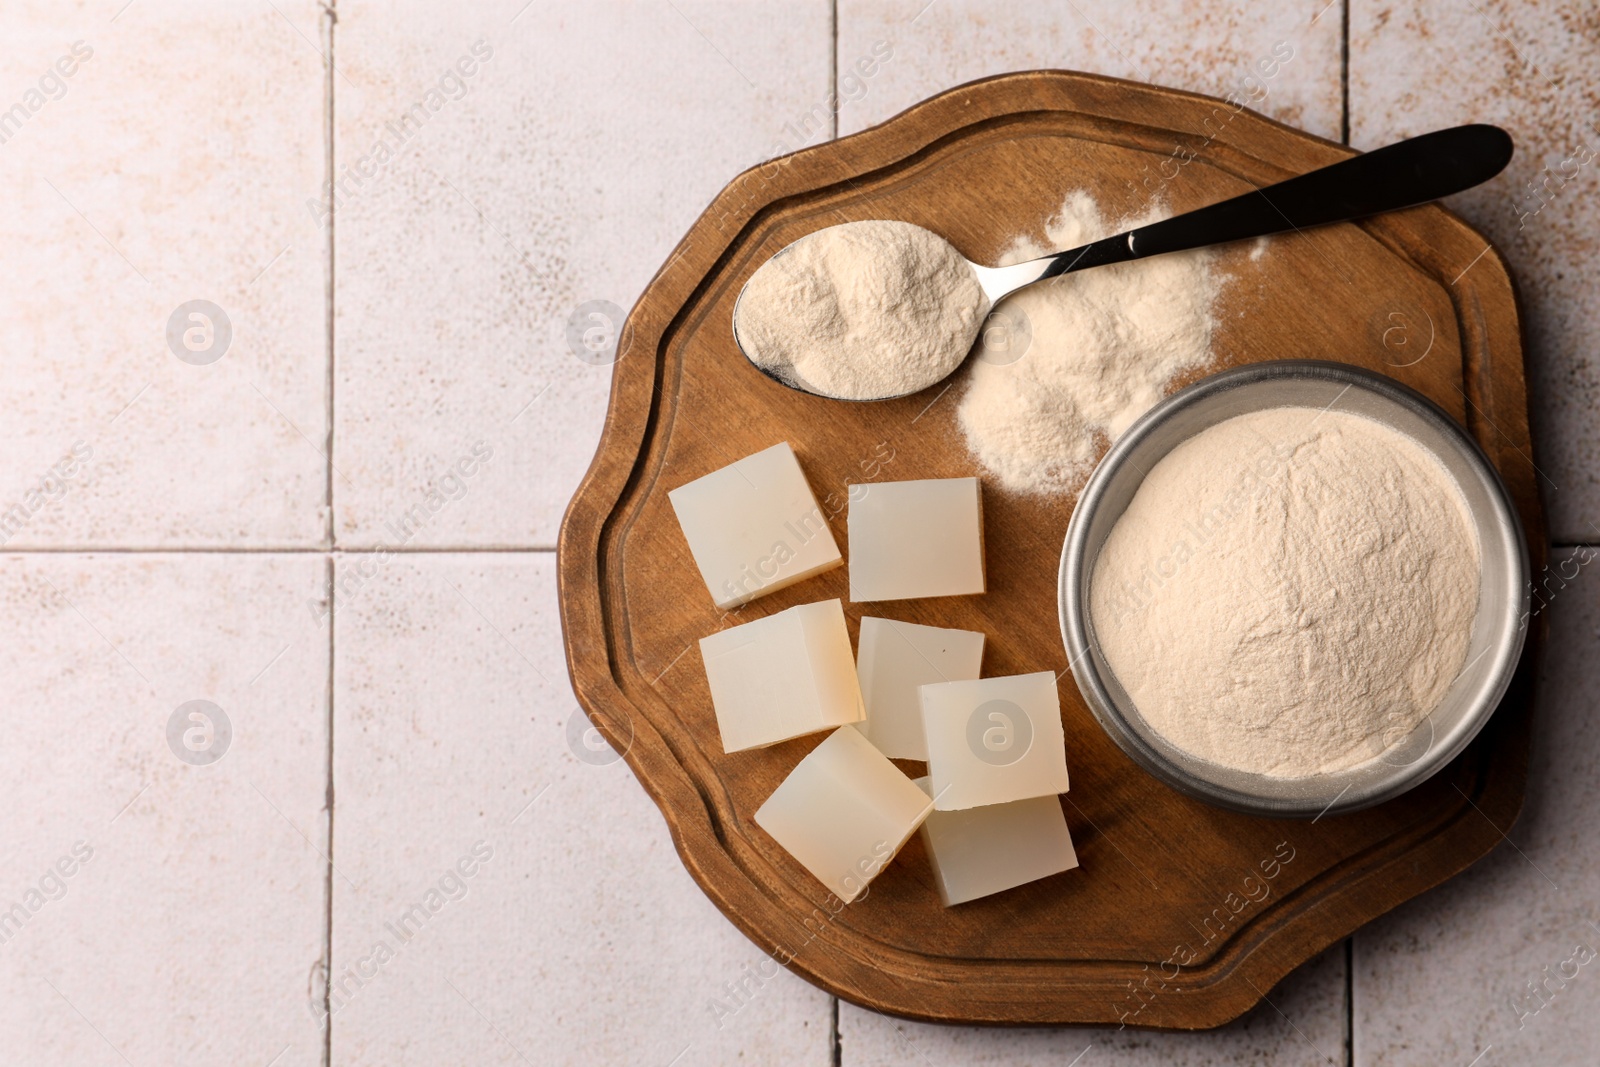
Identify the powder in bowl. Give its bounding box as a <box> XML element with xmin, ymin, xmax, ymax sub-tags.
<box><xmin>1088</xmin><ymin>406</ymin><xmax>1481</xmax><ymax>779</ymax></box>
<box><xmin>734</xmin><ymin>220</ymin><xmax>989</xmax><ymax>400</ymax></box>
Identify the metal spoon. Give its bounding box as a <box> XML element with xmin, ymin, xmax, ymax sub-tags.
<box><xmin>733</xmin><ymin>124</ymin><xmax>1513</xmax><ymax>401</ymax></box>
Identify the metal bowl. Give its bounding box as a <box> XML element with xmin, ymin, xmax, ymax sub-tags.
<box><xmin>1058</xmin><ymin>360</ymin><xmax>1529</xmax><ymax>819</ymax></box>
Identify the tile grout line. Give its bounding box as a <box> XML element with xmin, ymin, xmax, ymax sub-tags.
<box><xmin>0</xmin><ymin>545</ymin><xmax>569</xmax><ymax>554</ymax></box>
<box><xmin>829</xmin><ymin>0</ymin><xmax>839</xmax><ymax>141</ymax></box>
<box><xmin>320</xmin><ymin>4</ymin><xmax>338</xmax><ymax>1067</ymax></box>
<box><xmin>1345</xmin><ymin>936</ymin><xmax>1354</xmax><ymax>1067</ymax></box>
<box><xmin>323</xmin><ymin>0</ymin><xmax>339</xmax><ymax>550</ymax></box>
<box><xmin>321</xmin><ymin>554</ymin><xmax>337</xmax><ymax>1067</ymax></box>
<box><xmin>1339</xmin><ymin>0</ymin><xmax>1350</xmax><ymax>146</ymax></box>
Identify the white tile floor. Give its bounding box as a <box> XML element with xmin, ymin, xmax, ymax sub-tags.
<box><xmin>0</xmin><ymin>1</ymin><xmax>1595</xmax><ymax>1064</ymax></box>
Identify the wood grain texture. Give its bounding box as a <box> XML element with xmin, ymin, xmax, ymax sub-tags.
<box><xmin>556</xmin><ymin>70</ymin><xmax>1547</xmax><ymax>1029</ymax></box>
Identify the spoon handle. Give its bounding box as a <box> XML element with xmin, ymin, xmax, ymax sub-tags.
<box><xmin>1039</xmin><ymin>124</ymin><xmax>1513</xmax><ymax>277</ymax></box>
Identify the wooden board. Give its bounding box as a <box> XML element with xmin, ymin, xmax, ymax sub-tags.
<box><xmin>557</xmin><ymin>70</ymin><xmax>1546</xmax><ymax>1029</ymax></box>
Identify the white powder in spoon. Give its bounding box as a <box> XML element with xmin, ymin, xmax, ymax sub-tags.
<box><xmin>736</xmin><ymin>220</ymin><xmax>988</xmax><ymax>400</ymax></box>
<box><xmin>1090</xmin><ymin>407</ymin><xmax>1481</xmax><ymax>778</ymax></box>
<box><xmin>958</xmin><ymin>191</ymin><xmax>1222</xmax><ymax>495</ymax></box>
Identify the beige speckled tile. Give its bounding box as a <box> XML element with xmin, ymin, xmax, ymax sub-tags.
<box><xmin>1353</xmin><ymin>565</ymin><xmax>1600</xmax><ymax>1065</ymax></box>
<box><xmin>840</xmin><ymin>944</ymin><xmax>1346</xmax><ymax>1065</ymax></box>
<box><xmin>0</xmin><ymin>1</ymin><xmax>330</xmax><ymax>547</ymax></box>
<box><xmin>332</xmin><ymin>1</ymin><xmax>832</xmax><ymax>548</ymax></box>
<box><xmin>837</xmin><ymin>0</ymin><xmax>1343</xmax><ymax>141</ymax></box>
<box><xmin>1350</xmin><ymin>0</ymin><xmax>1600</xmax><ymax>542</ymax></box>
<box><xmin>0</xmin><ymin>553</ymin><xmax>329</xmax><ymax>1066</ymax></box>
<box><xmin>330</xmin><ymin>553</ymin><xmax>831</xmax><ymax>1066</ymax></box>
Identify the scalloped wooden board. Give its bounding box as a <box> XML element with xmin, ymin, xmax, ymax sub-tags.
<box><xmin>557</xmin><ymin>70</ymin><xmax>1546</xmax><ymax>1028</ymax></box>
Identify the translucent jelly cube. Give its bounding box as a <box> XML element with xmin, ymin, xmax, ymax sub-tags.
<box><xmin>755</xmin><ymin>726</ymin><xmax>934</xmax><ymax>903</ymax></box>
<box><xmin>856</xmin><ymin>617</ymin><xmax>985</xmax><ymax>760</ymax></box>
<box><xmin>699</xmin><ymin>599</ymin><xmax>863</xmax><ymax>753</ymax></box>
<box><xmin>669</xmin><ymin>441</ymin><xmax>842</xmax><ymax>609</ymax></box>
<box><xmin>920</xmin><ymin>671</ymin><xmax>1071</xmax><ymax>810</ymax></box>
<box><xmin>847</xmin><ymin>476</ymin><xmax>985</xmax><ymax>602</ymax></box>
<box><xmin>913</xmin><ymin>777</ymin><xmax>1079</xmax><ymax>906</ymax></box>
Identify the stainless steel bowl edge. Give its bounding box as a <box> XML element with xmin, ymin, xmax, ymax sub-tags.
<box><xmin>1058</xmin><ymin>360</ymin><xmax>1530</xmax><ymax>819</ymax></box>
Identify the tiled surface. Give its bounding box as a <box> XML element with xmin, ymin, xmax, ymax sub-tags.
<box><xmin>1350</xmin><ymin>0</ymin><xmax>1600</xmax><ymax>542</ymax></box>
<box><xmin>837</xmin><ymin>0</ymin><xmax>1345</xmax><ymax>141</ymax></box>
<box><xmin>0</xmin><ymin>0</ymin><xmax>329</xmax><ymax>547</ymax></box>
<box><xmin>0</xmin><ymin>553</ymin><xmax>328</xmax><ymax>1065</ymax></box>
<box><xmin>1353</xmin><ymin>573</ymin><xmax>1600</xmax><ymax>1065</ymax></box>
<box><xmin>332</xmin><ymin>0</ymin><xmax>832</xmax><ymax>547</ymax></box>
<box><xmin>330</xmin><ymin>554</ymin><xmax>830</xmax><ymax>1065</ymax></box>
<box><xmin>842</xmin><ymin>945</ymin><xmax>1347</xmax><ymax>1065</ymax></box>
<box><xmin>2</xmin><ymin>1</ymin><xmax>1599</xmax><ymax>1065</ymax></box>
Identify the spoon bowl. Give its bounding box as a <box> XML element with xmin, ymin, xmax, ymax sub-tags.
<box><xmin>732</xmin><ymin>124</ymin><xmax>1513</xmax><ymax>401</ymax></box>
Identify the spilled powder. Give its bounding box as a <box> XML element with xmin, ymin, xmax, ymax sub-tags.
<box><xmin>1090</xmin><ymin>407</ymin><xmax>1481</xmax><ymax>778</ymax></box>
<box><xmin>957</xmin><ymin>191</ymin><xmax>1223</xmax><ymax>495</ymax></box>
